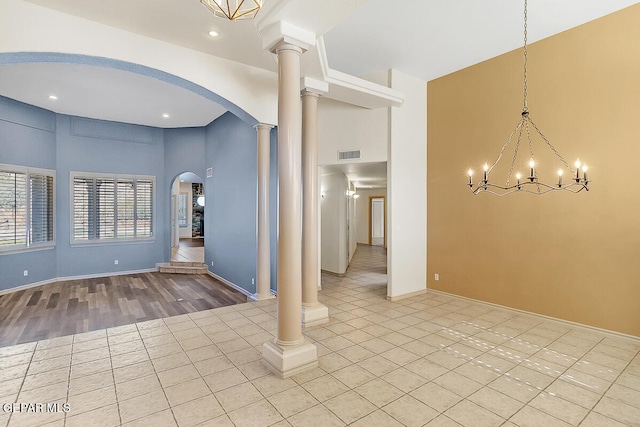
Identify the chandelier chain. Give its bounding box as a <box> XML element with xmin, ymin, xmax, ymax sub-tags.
<box><xmin>506</xmin><ymin>120</ymin><xmax>525</xmax><ymax>186</ymax></box>
<box><xmin>528</xmin><ymin>117</ymin><xmax>572</xmax><ymax>171</ymax></box>
<box><xmin>522</xmin><ymin>0</ymin><xmax>528</xmax><ymax>113</ymax></box>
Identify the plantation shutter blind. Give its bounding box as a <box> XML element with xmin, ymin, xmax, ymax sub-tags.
<box><xmin>0</xmin><ymin>170</ymin><xmax>27</xmax><ymax>246</ymax></box>
<box><xmin>117</xmin><ymin>179</ymin><xmax>135</xmax><ymax>238</ymax></box>
<box><xmin>72</xmin><ymin>173</ymin><xmax>154</xmax><ymax>242</ymax></box>
<box><xmin>29</xmin><ymin>174</ymin><xmax>54</xmax><ymax>244</ymax></box>
<box><xmin>136</xmin><ymin>179</ymin><xmax>153</xmax><ymax>237</ymax></box>
<box><xmin>96</xmin><ymin>178</ymin><xmax>115</xmax><ymax>239</ymax></box>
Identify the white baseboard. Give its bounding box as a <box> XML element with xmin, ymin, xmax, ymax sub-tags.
<box><xmin>0</xmin><ymin>268</ymin><xmax>157</xmax><ymax>296</ymax></box>
<box><xmin>208</xmin><ymin>271</ymin><xmax>252</xmax><ymax>298</ymax></box>
<box><xmin>0</xmin><ymin>278</ymin><xmax>57</xmax><ymax>295</ymax></box>
<box><xmin>57</xmin><ymin>268</ymin><xmax>157</xmax><ymax>283</ymax></box>
<box><xmin>428</xmin><ymin>288</ymin><xmax>640</xmax><ymax>342</ymax></box>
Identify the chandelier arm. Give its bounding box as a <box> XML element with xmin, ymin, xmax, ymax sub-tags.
<box><xmin>527</xmin><ymin>116</ymin><xmax>573</xmax><ymax>171</ymax></box>
<box><xmin>505</xmin><ymin>121</ymin><xmax>525</xmax><ymax>187</ymax></box>
<box><xmin>488</xmin><ymin>118</ymin><xmax>525</xmax><ymax>174</ymax></box>
<box><xmin>471</xmin><ymin>181</ymin><xmax>588</xmax><ymax>196</ymax></box>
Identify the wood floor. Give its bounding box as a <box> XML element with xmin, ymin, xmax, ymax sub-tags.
<box><xmin>0</xmin><ymin>272</ymin><xmax>247</xmax><ymax>348</ymax></box>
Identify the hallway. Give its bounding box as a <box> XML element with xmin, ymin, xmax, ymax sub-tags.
<box><xmin>0</xmin><ymin>245</ymin><xmax>638</xmax><ymax>426</ymax></box>
<box><xmin>171</xmin><ymin>238</ymin><xmax>205</xmax><ymax>264</ymax></box>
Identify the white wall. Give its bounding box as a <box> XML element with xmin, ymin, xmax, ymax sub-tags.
<box><xmin>387</xmin><ymin>69</ymin><xmax>427</xmax><ymax>299</ymax></box>
<box><xmin>179</xmin><ymin>182</ymin><xmax>193</xmax><ymax>239</ymax></box>
<box><xmin>320</xmin><ymin>173</ymin><xmax>348</xmax><ymax>275</ymax></box>
<box><xmin>355</xmin><ymin>188</ymin><xmax>387</xmax><ymax>245</ymax></box>
<box><xmin>318</xmin><ymin>97</ymin><xmax>388</xmax><ymax>166</ymax></box>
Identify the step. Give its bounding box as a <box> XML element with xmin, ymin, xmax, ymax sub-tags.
<box><xmin>158</xmin><ymin>263</ymin><xmax>208</xmax><ymax>275</ymax></box>
<box><xmin>170</xmin><ymin>261</ymin><xmax>206</xmax><ymax>268</ymax></box>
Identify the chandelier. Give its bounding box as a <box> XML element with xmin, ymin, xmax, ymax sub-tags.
<box><xmin>467</xmin><ymin>0</ymin><xmax>590</xmax><ymax>196</ymax></box>
<box><xmin>200</xmin><ymin>0</ymin><xmax>264</xmax><ymax>21</ymax></box>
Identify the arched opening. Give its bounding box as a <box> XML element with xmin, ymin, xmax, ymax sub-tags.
<box><xmin>170</xmin><ymin>172</ymin><xmax>205</xmax><ymax>263</ymax></box>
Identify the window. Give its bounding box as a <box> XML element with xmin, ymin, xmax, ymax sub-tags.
<box><xmin>0</xmin><ymin>164</ymin><xmax>55</xmax><ymax>253</ymax></box>
<box><xmin>71</xmin><ymin>172</ymin><xmax>154</xmax><ymax>243</ymax></box>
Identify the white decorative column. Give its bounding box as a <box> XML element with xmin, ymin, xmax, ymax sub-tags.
<box><xmin>301</xmin><ymin>78</ymin><xmax>329</xmax><ymax>327</ymax></box>
<box><xmin>252</xmin><ymin>123</ymin><xmax>275</xmax><ymax>301</ymax></box>
<box><xmin>261</xmin><ymin>24</ymin><xmax>318</xmax><ymax>378</ymax></box>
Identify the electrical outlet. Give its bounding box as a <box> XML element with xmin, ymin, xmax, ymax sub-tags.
<box><xmin>114</xmin><ymin>260</ymin><xmax>118</xmax><ymax>265</ymax></box>
<box><xmin>23</xmin><ymin>270</ymin><xmax>28</xmax><ymax>277</ymax></box>
<box><xmin>211</xmin><ymin>261</ymin><xmax>214</xmax><ymax>267</ymax></box>
<box><xmin>434</xmin><ymin>273</ymin><xmax>439</xmax><ymax>281</ymax></box>
<box><xmin>251</xmin><ymin>278</ymin><xmax>255</xmax><ymax>285</ymax></box>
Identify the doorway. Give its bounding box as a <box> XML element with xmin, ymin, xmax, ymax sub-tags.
<box><xmin>369</xmin><ymin>196</ymin><xmax>386</xmax><ymax>247</ymax></box>
<box><xmin>170</xmin><ymin>172</ymin><xmax>205</xmax><ymax>263</ymax></box>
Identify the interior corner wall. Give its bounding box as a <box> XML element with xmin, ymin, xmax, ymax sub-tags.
<box><xmin>388</xmin><ymin>69</ymin><xmax>427</xmax><ymax>299</ymax></box>
<box><xmin>205</xmin><ymin>112</ymin><xmax>262</xmax><ymax>294</ymax></box>
<box><xmin>427</xmin><ymin>4</ymin><xmax>640</xmax><ymax>337</ymax></box>
<box><xmin>321</xmin><ymin>173</ymin><xmax>348</xmax><ymax>275</ymax></box>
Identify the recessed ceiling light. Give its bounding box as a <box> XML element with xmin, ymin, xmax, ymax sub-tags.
<box><xmin>48</xmin><ymin>95</ymin><xmax>58</xmax><ymax>100</ymax></box>
<box><xmin>208</xmin><ymin>30</ymin><xmax>220</xmax><ymax>37</ymax></box>
<box><xmin>162</xmin><ymin>114</ymin><xmax>170</xmax><ymax>118</ymax></box>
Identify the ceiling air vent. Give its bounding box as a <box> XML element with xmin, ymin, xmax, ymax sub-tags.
<box><xmin>338</xmin><ymin>150</ymin><xmax>361</xmax><ymax>161</ymax></box>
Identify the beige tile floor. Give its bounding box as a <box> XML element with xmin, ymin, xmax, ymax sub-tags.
<box><xmin>1</xmin><ymin>244</ymin><xmax>639</xmax><ymax>426</ymax></box>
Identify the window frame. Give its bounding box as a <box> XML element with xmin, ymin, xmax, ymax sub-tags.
<box><xmin>0</xmin><ymin>163</ymin><xmax>56</xmax><ymax>255</ymax></box>
<box><xmin>70</xmin><ymin>171</ymin><xmax>155</xmax><ymax>245</ymax></box>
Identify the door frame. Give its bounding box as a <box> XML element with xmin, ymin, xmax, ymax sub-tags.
<box><xmin>368</xmin><ymin>195</ymin><xmax>386</xmax><ymax>247</ymax></box>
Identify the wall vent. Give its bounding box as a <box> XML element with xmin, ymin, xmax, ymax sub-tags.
<box><xmin>338</xmin><ymin>150</ymin><xmax>361</xmax><ymax>161</ymax></box>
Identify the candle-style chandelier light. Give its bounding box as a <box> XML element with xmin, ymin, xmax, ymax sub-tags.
<box><xmin>200</xmin><ymin>0</ymin><xmax>264</xmax><ymax>21</ymax></box>
<box><xmin>467</xmin><ymin>0</ymin><xmax>590</xmax><ymax>196</ymax></box>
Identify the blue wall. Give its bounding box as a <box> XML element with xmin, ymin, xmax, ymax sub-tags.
<box><xmin>164</xmin><ymin>127</ymin><xmax>206</xmax><ymax>261</ymax></box>
<box><xmin>0</xmin><ymin>96</ymin><xmax>278</xmax><ymax>295</ymax></box>
<box><xmin>0</xmin><ymin>97</ymin><xmax>57</xmax><ymax>290</ymax></box>
<box><xmin>206</xmin><ymin>113</ymin><xmax>259</xmax><ymax>293</ymax></box>
<box><xmin>55</xmin><ymin>115</ymin><xmax>166</xmax><ymax>278</ymax></box>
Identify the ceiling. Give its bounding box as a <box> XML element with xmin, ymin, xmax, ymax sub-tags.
<box><xmin>0</xmin><ymin>63</ymin><xmax>227</xmax><ymax>128</ymax></box>
<box><xmin>321</xmin><ymin>162</ymin><xmax>387</xmax><ymax>189</ymax></box>
<box><xmin>324</xmin><ymin>0</ymin><xmax>640</xmax><ymax>82</ymax></box>
<box><xmin>3</xmin><ymin>0</ymin><xmax>638</xmax><ymax>184</ymax></box>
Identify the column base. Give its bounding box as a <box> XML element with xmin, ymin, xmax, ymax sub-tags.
<box><xmin>262</xmin><ymin>339</ymin><xmax>318</xmax><ymax>379</ymax></box>
<box><xmin>248</xmin><ymin>292</ymin><xmax>276</xmax><ymax>301</ymax></box>
<box><xmin>302</xmin><ymin>303</ymin><xmax>329</xmax><ymax>327</ymax></box>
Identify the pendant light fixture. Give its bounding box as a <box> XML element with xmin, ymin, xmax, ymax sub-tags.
<box><xmin>467</xmin><ymin>0</ymin><xmax>590</xmax><ymax>196</ymax></box>
<box><xmin>200</xmin><ymin>0</ymin><xmax>264</xmax><ymax>21</ymax></box>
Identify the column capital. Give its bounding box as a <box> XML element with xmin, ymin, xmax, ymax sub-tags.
<box><xmin>254</xmin><ymin>123</ymin><xmax>275</xmax><ymax>131</ymax></box>
<box><xmin>262</xmin><ymin>21</ymin><xmax>316</xmax><ymax>53</ymax></box>
<box><xmin>301</xmin><ymin>77</ymin><xmax>328</xmax><ymax>97</ymax></box>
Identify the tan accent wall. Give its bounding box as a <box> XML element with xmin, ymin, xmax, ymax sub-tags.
<box><xmin>427</xmin><ymin>4</ymin><xmax>640</xmax><ymax>337</ymax></box>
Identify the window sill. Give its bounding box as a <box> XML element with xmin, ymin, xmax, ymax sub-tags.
<box><xmin>70</xmin><ymin>238</ymin><xmax>156</xmax><ymax>247</ymax></box>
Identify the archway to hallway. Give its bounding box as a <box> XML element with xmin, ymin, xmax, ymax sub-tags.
<box><xmin>171</xmin><ymin>172</ymin><xmax>205</xmax><ymax>264</ymax></box>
